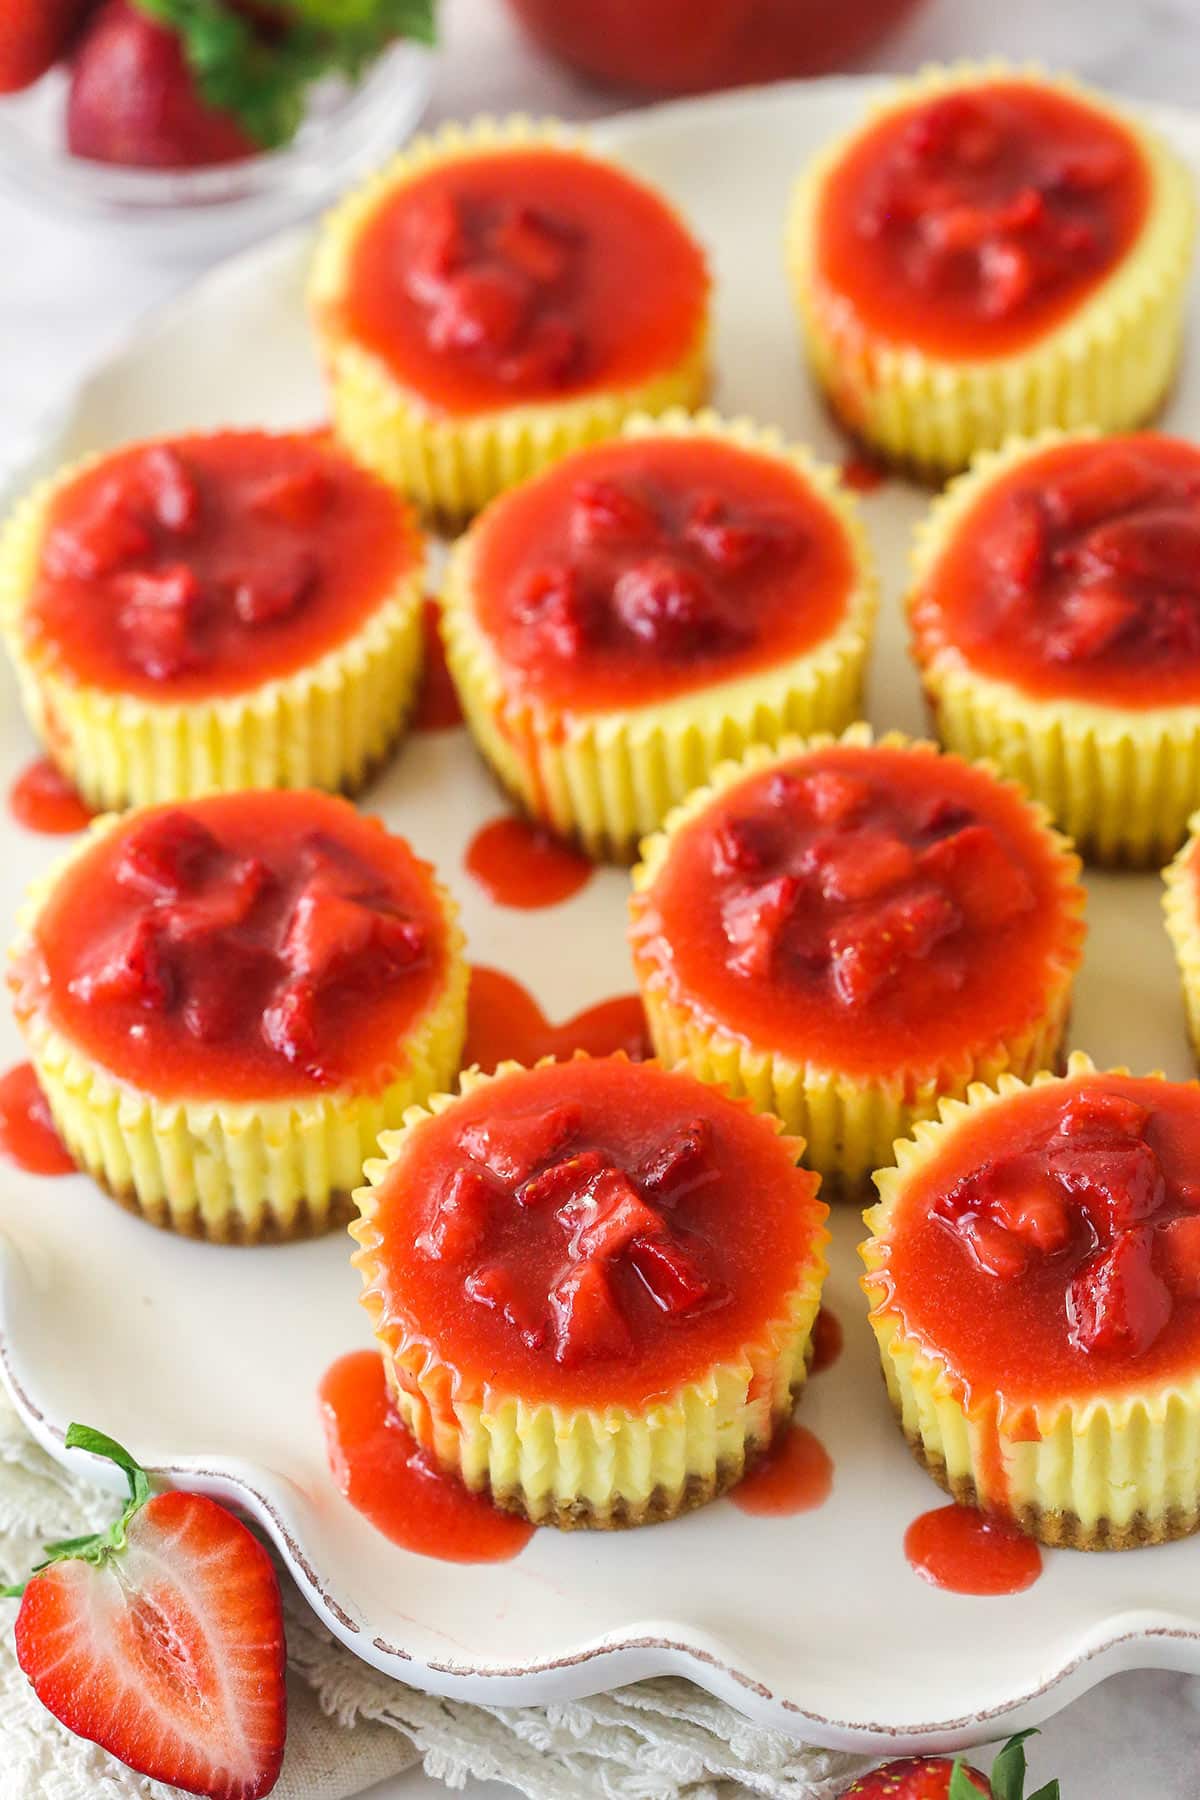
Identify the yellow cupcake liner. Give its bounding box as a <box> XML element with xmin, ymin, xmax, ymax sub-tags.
<box><xmin>310</xmin><ymin>117</ymin><xmax>712</xmax><ymax>520</ymax></box>
<box><xmin>440</xmin><ymin>410</ymin><xmax>878</xmax><ymax>862</ymax></box>
<box><xmin>630</xmin><ymin>726</ymin><xmax>1085</xmax><ymax>1197</ymax></box>
<box><xmin>1163</xmin><ymin>819</ymin><xmax>1200</xmax><ymax>1061</ymax></box>
<box><xmin>787</xmin><ymin>63</ymin><xmax>1196</xmax><ymax>478</ymax></box>
<box><xmin>862</xmin><ymin>1054</ymin><xmax>1200</xmax><ymax>1548</ymax></box>
<box><xmin>351</xmin><ymin>1058</ymin><xmax>828</xmax><ymax>1528</ymax></box>
<box><xmin>0</xmin><ymin>450</ymin><xmax>426</xmax><ymax>813</ymax></box>
<box><xmin>909</xmin><ymin>428</ymin><xmax>1200</xmax><ymax>866</ymax></box>
<box><xmin>8</xmin><ymin>814</ymin><xmax>468</xmax><ymax>1243</ymax></box>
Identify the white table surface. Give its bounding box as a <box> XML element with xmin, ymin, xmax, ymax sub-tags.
<box><xmin>4</xmin><ymin>1</ymin><xmax>1200</xmax><ymax>1793</ymax></box>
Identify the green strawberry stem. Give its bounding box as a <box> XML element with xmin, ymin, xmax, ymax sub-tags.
<box><xmin>945</xmin><ymin>1730</ymin><xmax>1061</xmax><ymax>1800</ymax></box>
<box><xmin>1</xmin><ymin>1423</ymin><xmax>152</xmax><ymax>1599</ymax></box>
<box><xmin>131</xmin><ymin>0</ymin><xmax>437</xmax><ymax>151</ymax></box>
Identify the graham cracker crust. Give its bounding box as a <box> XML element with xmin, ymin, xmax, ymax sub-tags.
<box><xmin>490</xmin><ymin>1454</ymin><xmax>751</xmax><ymax>1531</ymax></box>
<box><xmin>94</xmin><ymin>1175</ymin><xmax>358</xmax><ymax>1247</ymax></box>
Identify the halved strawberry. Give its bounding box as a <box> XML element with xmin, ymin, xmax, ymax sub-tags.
<box><xmin>67</xmin><ymin>916</ymin><xmax>173</xmax><ymax>1011</ymax></box>
<box><xmin>0</xmin><ymin>0</ymin><xmax>91</xmax><ymax>92</ymax></box>
<box><xmin>837</xmin><ymin>1728</ymin><xmax>1060</xmax><ymax>1800</ymax></box>
<box><xmin>459</xmin><ymin>1104</ymin><xmax>583</xmax><ymax>1185</ymax></box>
<box><xmin>1066</xmin><ymin>1226</ymin><xmax>1172</xmax><ymax>1356</ymax></box>
<box><xmin>6</xmin><ymin>1423</ymin><xmax>286</xmax><ymax>1800</ymax></box>
<box><xmin>917</xmin><ymin>824</ymin><xmax>1034</xmax><ymax>931</ymax></box>
<box><xmin>548</xmin><ymin>1258</ymin><xmax>632</xmax><ymax>1364</ymax></box>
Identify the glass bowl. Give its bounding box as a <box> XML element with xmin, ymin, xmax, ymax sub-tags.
<box><xmin>0</xmin><ymin>38</ymin><xmax>435</xmax><ymax>259</ymax></box>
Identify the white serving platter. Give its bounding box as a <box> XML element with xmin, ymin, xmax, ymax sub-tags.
<box><xmin>3</xmin><ymin>76</ymin><xmax>1200</xmax><ymax>1756</ymax></box>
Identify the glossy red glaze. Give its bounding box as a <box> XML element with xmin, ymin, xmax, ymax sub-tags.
<box><xmin>464</xmin><ymin>816</ymin><xmax>592</xmax><ymax>908</ymax></box>
<box><xmin>0</xmin><ymin>1063</ymin><xmax>74</xmax><ymax>1176</ymax></box>
<box><xmin>817</xmin><ymin>82</ymin><xmax>1148</xmax><ymax>360</ymax></box>
<box><xmin>464</xmin><ymin>965</ymin><xmax>650</xmax><ymax>1074</ymax></box>
<box><xmin>631</xmin><ymin>741</ymin><xmax>1079</xmax><ymax>1079</ymax></box>
<box><xmin>810</xmin><ymin>1305</ymin><xmax>844</xmax><ymax>1375</ymax></box>
<box><xmin>913</xmin><ymin>434</ymin><xmax>1200</xmax><ymax>708</ymax></box>
<box><xmin>729</xmin><ymin>1424</ymin><xmax>833</xmax><ymax>1515</ymax></box>
<box><xmin>9</xmin><ymin>757</ymin><xmax>94</xmax><ymax>835</ymax></box>
<box><xmin>470</xmin><ymin>434</ymin><xmax>856</xmax><ymax>713</ymax></box>
<box><xmin>12</xmin><ymin>791</ymin><xmax>450</xmax><ymax>1103</ymax></box>
<box><xmin>26</xmin><ymin>432</ymin><xmax>417</xmax><ymax>701</ymax></box>
<box><xmin>333</xmin><ymin>146</ymin><xmax>708</xmax><ymax>417</ymax></box>
<box><xmin>839</xmin><ymin>453</ymin><xmax>888</xmax><ymax>494</ymax></box>
<box><xmin>883</xmin><ymin>1072</ymin><xmax>1200</xmax><ymax>1405</ymax></box>
<box><xmin>905</xmin><ymin>1502</ymin><xmax>1042</xmax><ymax>1595</ymax></box>
<box><xmin>319</xmin><ymin>1351</ymin><xmax>533</xmax><ymax>1563</ymax></box>
<box><xmin>414</xmin><ymin>600</ymin><xmax>464</xmax><ymax>731</ymax></box>
<box><xmin>368</xmin><ymin>1056</ymin><xmax>824</xmax><ymax>1409</ymax></box>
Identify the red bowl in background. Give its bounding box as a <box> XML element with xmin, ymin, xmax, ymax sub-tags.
<box><xmin>503</xmin><ymin>0</ymin><xmax>924</xmax><ymax>96</ymax></box>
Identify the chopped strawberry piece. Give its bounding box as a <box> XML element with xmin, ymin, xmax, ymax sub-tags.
<box><xmin>1051</xmin><ymin>1140</ymin><xmax>1166</xmax><ymax>1233</ymax></box>
<box><xmin>917</xmin><ymin>823</ymin><xmax>1035</xmax><ymax>930</ymax></box>
<box><xmin>721</xmin><ymin>872</ymin><xmax>802</xmax><ymax>979</ymax></box>
<box><xmin>491</xmin><ymin>204</ymin><xmax>572</xmax><ymax>285</ymax></box>
<box><xmin>628</xmin><ymin>1234</ymin><xmax>715</xmax><ymax>1314</ymax></box>
<box><xmin>612</xmin><ymin>557</ymin><xmax>742</xmax><ymax>658</ymax></box>
<box><xmin>299</xmin><ymin>830</ymin><xmax>387</xmax><ymax>903</ymax></box>
<box><xmin>915</xmin><ymin>795</ymin><xmax>975</xmax><ymax>839</ymax></box>
<box><xmin>1057</xmin><ymin>1086</ymin><xmax>1149</xmax><ymax>1141</ymax></box>
<box><xmin>903</xmin><ymin>94</ymin><xmax>1000</xmax><ymax>168</ymax></box>
<box><xmin>684</xmin><ymin>492</ymin><xmax>790</xmax><ymax>571</ymax></box>
<box><xmin>115</xmin><ymin>564</ymin><xmax>209</xmax><ymax>680</ymax></box>
<box><xmin>1072</xmin><ymin>511</ymin><xmax>1200</xmax><ymax>589</ymax></box>
<box><xmin>571</xmin><ymin>477</ymin><xmax>660</xmax><ymax>548</ymax></box>
<box><xmin>427</xmin><ymin>265</ymin><xmax>529</xmax><ymax>356</ymax></box>
<box><xmin>1067</xmin><ymin>1227</ymin><xmax>1172</xmax><ymax>1356</ymax></box>
<box><xmin>116</xmin><ymin>811</ymin><xmax>222</xmax><ymax>897</ymax></box>
<box><xmin>994</xmin><ymin>1187</ymin><xmax>1071</xmax><ymax>1254</ymax></box>
<box><xmin>1043</xmin><ymin>450</ymin><xmax>1162</xmax><ymax>532</ymax></box>
<box><xmin>497</xmin><ymin>314</ymin><xmax>582</xmax><ymax>386</ymax></box>
<box><xmin>557</xmin><ymin>1167</ymin><xmax>663</xmax><ymax>1261</ymax></box>
<box><xmin>282</xmin><ymin>890</ymin><xmax>376</xmax><ymax>981</ymax></box>
<box><xmin>957</xmin><ymin>1213</ymin><xmax>1029</xmax><ymax>1280</ymax></box>
<box><xmin>162</xmin><ymin>855</ymin><xmax>270</xmax><ymax>941</ymax></box>
<box><xmin>1158</xmin><ymin>1213</ymin><xmax>1200</xmax><ymax>1301</ymax></box>
<box><xmin>807</xmin><ymin>828</ymin><xmax>916</xmax><ymax>903</ymax></box>
<box><xmin>179</xmin><ymin>943</ymin><xmax>270</xmax><ymax>1044</ymax></box>
<box><xmin>1179</xmin><ymin>1181</ymin><xmax>1200</xmax><ymax>1211</ymax></box>
<box><xmin>68</xmin><ymin>916</ymin><xmax>173</xmax><ymax>1012</ymax></box>
<box><xmin>43</xmin><ymin>483</ymin><xmax>152</xmax><ymax>581</ymax></box>
<box><xmin>979</xmin><ymin>239</ymin><xmax>1035</xmax><ymax>318</ymax></box>
<box><xmin>466</xmin><ymin>1264</ymin><xmax>548</xmax><ymax>1348</ymax></box>
<box><xmin>985</xmin><ymin>493</ymin><xmax>1046</xmax><ymax>595</ymax></box>
<box><xmin>797</xmin><ymin>770</ymin><xmax>871</xmax><ymax>827</ymax></box>
<box><xmin>139</xmin><ymin>446</ymin><xmax>200</xmax><ymax>535</ymax></box>
<box><xmin>828</xmin><ymin>888</ymin><xmax>960</xmax><ymax>1008</ymax></box>
<box><xmin>248</xmin><ymin>465</ymin><xmax>332</xmax><ymax>527</ymax></box>
<box><xmin>513</xmin><ymin>562</ymin><xmax>595</xmax><ymax>660</ymax></box>
<box><xmin>1044</xmin><ymin>141</ymin><xmax>1126</xmax><ymax>193</ymax></box>
<box><xmin>404</xmin><ymin>191</ymin><xmax>466</xmax><ymax>303</ymax></box>
<box><xmin>711</xmin><ymin>814</ymin><xmax>777</xmax><ymax>878</ymax></box>
<box><xmin>637</xmin><ymin>1118</ymin><xmax>716</xmax><ymax>1199</ymax></box>
<box><xmin>231</xmin><ymin>545</ymin><xmax>317</xmax><ymax>627</ymax></box>
<box><xmin>418</xmin><ymin>1166</ymin><xmax>496</xmax><ymax>1263</ymax></box>
<box><xmin>459</xmin><ymin>1104</ymin><xmax>583</xmax><ymax>1185</ymax></box>
<box><xmin>517</xmin><ymin>1148</ymin><xmax>607</xmax><ymax>1209</ymax></box>
<box><xmin>548</xmin><ymin>1257</ymin><xmax>632</xmax><ymax>1363</ymax></box>
<box><xmin>261</xmin><ymin>977</ymin><xmax>322</xmax><ymax>1073</ymax></box>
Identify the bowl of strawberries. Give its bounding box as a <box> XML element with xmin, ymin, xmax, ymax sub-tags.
<box><xmin>0</xmin><ymin>0</ymin><xmax>436</xmax><ymax>253</ymax></box>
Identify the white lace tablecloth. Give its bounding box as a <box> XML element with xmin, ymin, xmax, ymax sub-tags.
<box><xmin>2</xmin><ymin>2</ymin><xmax>1200</xmax><ymax>1795</ymax></box>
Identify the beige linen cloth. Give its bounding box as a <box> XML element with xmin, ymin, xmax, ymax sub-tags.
<box><xmin>0</xmin><ymin>1389</ymin><xmax>865</xmax><ymax>1800</ymax></box>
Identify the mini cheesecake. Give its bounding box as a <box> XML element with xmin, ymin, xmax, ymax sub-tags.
<box><xmin>310</xmin><ymin>118</ymin><xmax>711</xmax><ymax>519</ymax></box>
<box><xmin>788</xmin><ymin>65</ymin><xmax>1195</xmax><ymax>477</ymax></box>
<box><xmin>630</xmin><ymin>729</ymin><xmax>1085</xmax><ymax>1195</ymax></box>
<box><xmin>8</xmin><ymin>790</ymin><xmax>466</xmax><ymax>1242</ymax></box>
<box><xmin>863</xmin><ymin>1055</ymin><xmax>1200</xmax><ymax>1549</ymax></box>
<box><xmin>0</xmin><ymin>430</ymin><xmax>425</xmax><ymax>811</ymax></box>
<box><xmin>352</xmin><ymin>1054</ymin><xmax>828</xmax><ymax>1527</ymax></box>
<box><xmin>441</xmin><ymin>411</ymin><xmax>876</xmax><ymax>860</ymax></box>
<box><xmin>911</xmin><ymin>430</ymin><xmax>1200</xmax><ymax>865</ymax></box>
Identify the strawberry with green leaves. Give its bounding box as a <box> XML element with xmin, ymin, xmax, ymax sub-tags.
<box><xmin>4</xmin><ymin>1423</ymin><xmax>287</xmax><ymax>1800</ymax></box>
<box><xmin>839</xmin><ymin>1732</ymin><xmax>1061</xmax><ymax>1800</ymax></box>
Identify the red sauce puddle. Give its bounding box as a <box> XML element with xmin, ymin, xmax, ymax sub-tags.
<box><xmin>839</xmin><ymin>452</ymin><xmax>889</xmax><ymax>494</ymax></box>
<box><xmin>0</xmin><ymin>1064</ymin><xmax>75</xmax><ymax>1175</ymax></box>
<box><xmin>465</xmin><ymin>816</ymin><xmax>592</xmax><ymax>908</ymax></box>
<box><xmin>9</xmin><ymin>758</ymin><xmax>93</xmax><ymax>835</ymax></box>
<box><xmin>730</xmin><ymin>1424</ymin><xmax>833</xmax><ymax>1516</ymax></box>
<box><xmin>465</xmin><ymin>965</ymin><xmax>650</xmax><ymax>1073</ymax></box>
<box><xmin>413</xmin><ymin>600</ymin><xmax>463</xmax><ymax>732</ymax></box>
<box><xmin>318</xmin><ymin>1350</ymin><xmax>534</xmax><ymax>1563</ymax></box>
<box><xmin>905</xmin><ymin>1502</ymin><xmax>1043</xmax><ymax>1595</ymax></box>
<box><xmin>810</xmin><ymin>1306</ymin><xmax>843</xmax><ymax>1375</ymax></box>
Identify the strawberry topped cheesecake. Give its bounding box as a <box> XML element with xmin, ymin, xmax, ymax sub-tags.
<box><xmin>788</xmin><ymin>66</ymin><xmax>1195</xmax><ymax>476</ymax></box>
<box><xmin>910</xmin><ymin>430</ymin><xmax>1200</xmax><ymax>864</ymax></box>
<box><xmin>310</xmin><ymin>119</ymin><xmax>711</xmax><ymax>518</ymax></box>
<box><xmin>864</xmin><ymin>1055</ymin><xmax>1200</xmax><ymax>1548</ymax></box>
<box><xmin>630</xmin><ymin>729</ymin><xmax>1085</xmax><ymax>1194</ymax></box>
<box><xmin>442</xmin><ymin>411</ymin><xmax>876</xmax><ymax>859</ymax></box>
<box><xmin>9</xmin><ymin>789</ymin><xmax>466</xmax><ymax>1241</ymax></box>
<box><xmin>352</xmin><ymin>1054</ymin><xmax>828</xmax><ymax>1527</ymax></box>
<box><xmin>0</xmin><ymin>429</ymin><xmax>425</xmax><ymax>811</ymax></box>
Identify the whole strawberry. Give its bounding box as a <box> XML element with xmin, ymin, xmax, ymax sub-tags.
<box><xmin>4</xmin><ymin>1423</ymin><xmax>286</xmax><ymax>1800</ymax></box>
<box><xmin>839</xmin><ymin>1732</ymin><xmax>1061</xmax><ymax>1800</ymax></box>
<box><xmin>0</xmin><ymin>0</ymin><xmax>94</xmax><ymax>93</ymax></box>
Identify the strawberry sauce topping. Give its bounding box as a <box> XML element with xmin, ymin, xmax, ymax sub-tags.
<box><xmin>913</xmin><ymin>435</ymin><xmax>1200</xmax><ymax>707</ymax></box>
<box><xmin>471</xmin><ymin>436</ymin><xmax>855</xmax><ymax>712</ymax></box>
<box><xmin>817</xmin><ymin>82</ymin><xmax>1148</xmax><ymax>359</ymax></box>
<box><xmin>13</xmin><ymin>791</ymin><xmax>448</xmax><ymax>1102</ymax></box>
<box><xmin>335</xmin><ymin>147</ymin><xmax>708</xmax><ymax>416</ymax></box>
<box><xmin>632</xmin><ymin>743</ymin><xmax>1079</xmax><ymax>1077</ymax></box>
<box><xmin>367</xmin><ymin>1057</ymin><xmax>824</xmax><ymax>1408</ymax></box>
<box><xmin>27</xmin><ymin>432</ymin><xmax>418</xmax><ymax>701</ymax></box>
<box><xmin>885</xmin><ymin>1073</ymin><xmax>1200</xmax><ymax>1400</ymax></box>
